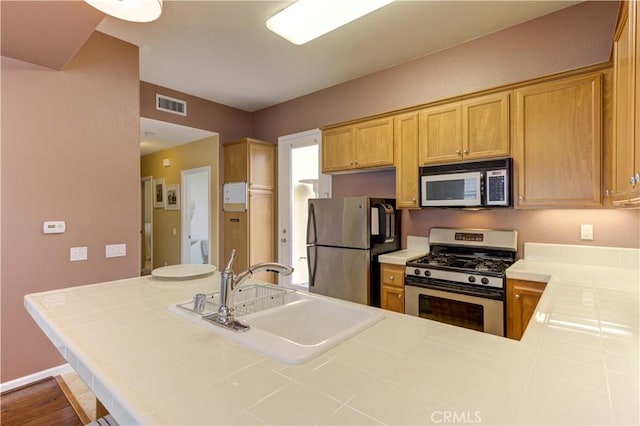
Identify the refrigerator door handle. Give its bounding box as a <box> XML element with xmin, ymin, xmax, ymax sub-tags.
<box><xmin>307</xmin><ymin>245</ymin><xmax>317</xmax><ymax>287</ymax></box>
<box><xmin>307</xmin><ymin>202</ymin><xmax>317</xmax><ymax>245</ymax></box>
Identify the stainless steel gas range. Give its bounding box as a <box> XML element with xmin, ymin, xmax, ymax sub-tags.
<box><xmin>404</xmin><ymin>228</ymin><xmax>518</xmax><ymax>336</ymax></box>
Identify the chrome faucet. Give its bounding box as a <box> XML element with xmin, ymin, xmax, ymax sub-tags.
<box><xmin>204</xmin><ymin>249</ymin><xmax>294</xmax><ymax>332</ymax></box>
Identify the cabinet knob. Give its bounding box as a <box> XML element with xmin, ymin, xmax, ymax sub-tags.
<box><xmin>515</xmin><ymin>294</ymin><xmax>521</xmax><ymax>300</ymax></box>
<box><xmin>397</xmin><ymin>293</ymin><xmax>402</xmax><ymax>298</ymax></box>
<box><xmin>518</xmin><ymin>196</ymin><xmax>524</xmax><ymax>201</ymax></box>
<box><xmin>412</xmin><ymin>198</ymin><xmax>417</xmax><ymax>203</ymax></box>
<box><xmin>604</xmin><ymin>189</ymin><xmax>612</xmax><ymax>197</ymax></box>
<box><xmin>455</xmin><ymin>149</ymin><xmax>461</xmax><ymax>155</ymax></box>
<box><xmin>390</xmin><ymin>276</ymin><xmax>394</xmax><ymax>281</ymax></box>
<box><xmin>630</xmin><ymin>176</ymin><xmax>636</xmax><ymax>186</ymax></box>
<box><xmin>463</xmin><ymin>149</ymin><xmax>468</xmax><ymax>155</ymax></box>
<box><xmin>354</xmin><ymin>160</ymin><xmax>358</xmax><ymax>165</ymax></box>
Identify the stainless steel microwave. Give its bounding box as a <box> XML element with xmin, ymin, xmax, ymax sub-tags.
<box><xmin>420</xmin><ymin>158</ymin><xmax>512</xmax><ymax>208</ymax></box>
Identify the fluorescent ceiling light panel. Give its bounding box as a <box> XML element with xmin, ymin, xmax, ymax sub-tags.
<box><xmin>267</xmin><ymin>0</ymin><xmax>394</xmax><ymax>45</ymax></box>
<box><xmin>85</xmin><ymin>0</ymin><xmax>162</xmax><ymax>23</ymax></box>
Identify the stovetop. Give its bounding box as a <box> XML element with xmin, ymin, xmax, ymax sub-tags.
<box><xmin>407</xmin><ymin>253</ymin><xmax>515</xmax><ymax>275</ymax></box>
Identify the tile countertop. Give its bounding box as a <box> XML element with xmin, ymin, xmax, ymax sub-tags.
<box><xmin>378</xmin><ymin>235</ymin><xmax>428</xmax><ymax>265</ymax></box>
<box><xmin>24</xmin><ymin>243</ymin><xmax>639</xmax><ymax>425</ymax></box>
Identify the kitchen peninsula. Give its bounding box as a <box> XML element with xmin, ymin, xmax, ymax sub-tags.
<box><xmin>25</xmin><ymin>244</ymin><xmax>638</xmax><ymax>425</ymax></box>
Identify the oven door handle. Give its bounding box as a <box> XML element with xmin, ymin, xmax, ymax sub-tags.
<box><xmin>405</xmin><ymin>276</ymin><xmax>504</xmax><ymax>300</ymax></box>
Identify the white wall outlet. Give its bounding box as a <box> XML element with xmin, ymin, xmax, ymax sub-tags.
<box><xmin>580</xmin><ymin>224</ymin><xmax>594</xmax><ymax>240</ymax></box>
<box><xmin>105</xmin><ymin>243</ymin><xmax>126</xmax><ymax>258</ymax></box>
<box><xmin>70</xmin><ymin>246</ymin><xmax>87</xmax><ymax>261</ymax></box>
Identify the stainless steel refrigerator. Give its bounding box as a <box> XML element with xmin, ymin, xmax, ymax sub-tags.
<box><xmin>306</xmin><ymin>196</ymin><xmax>400</xmax><ymax>307</ymax></box>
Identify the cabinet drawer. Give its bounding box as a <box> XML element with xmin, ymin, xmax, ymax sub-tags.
<box><xmin>381</xmin><ymin>264</ymin><xmax>405</xmax><ymax>288</ymax></box>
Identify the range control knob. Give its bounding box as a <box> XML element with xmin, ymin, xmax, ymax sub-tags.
<box><xmin>468</xmin><ymin>276</ymin><xmax>476</xmax><ymax>283</ymax></box>
<box><xmin>414</xmin><ymin>269</ymin><xmax>421</xmax><ymax>276</ymax></box>
<box><xmin>424</xmin><ymin>270</ymin><xmax>431</xmax><ymax>277</ymax></box>
<box><xmin>481</xmin><ymin>277</ymin><xmax>489</xmax><ymax>285</ymax></box>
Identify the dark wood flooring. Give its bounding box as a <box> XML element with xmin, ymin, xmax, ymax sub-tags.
<box><xmin>0</xmin><ymin>376</ymin><xmax>87</xmax><ymax>426</ymax></box>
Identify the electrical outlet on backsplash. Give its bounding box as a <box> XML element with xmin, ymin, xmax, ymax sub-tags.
<box><xmin>524</xmin><ymin>243</ymin><xmax>640</xmax><ymax>269</ymax></box>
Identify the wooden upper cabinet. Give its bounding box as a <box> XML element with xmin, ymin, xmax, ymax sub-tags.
<box><xmin>353</xmin><ymin>117</ymin><xmax>394</xmax><ymax>168</ymax></box>
<box><xmin>322</xmin><ymin>125</ymin><xmax>354</xmax><ymax>172</ymax></box>
<box><xmin>513</xmin><ymin>72</ymin><xmax>603</xmax><ymax>208</ymax></box>
<box><xmin>223</xmin><ymin>140</ymin><xmax>248</xmax><ymax>183</ymax></box>
<box><xmin>419</xmin><ymin>103</ymin><xmax>462</xmax><ymax>165</ymax></box>
<box><xmin>611</xmin><ymin>0</ymin><xmax>640</xmax><ymax>205</ymax></box>
<box><xmin>394</xmin><ymin>112</ymin><xmax>420</xmax><ymax>209</ymax></box>
<box><xmin>419</xmin><ymin>92</ymin><xmax>509</xmax><ymax>165</ymax></box>
<box><xmin>322</xmin><ymin>117</ymin><xmax>393</xmax><ymax>173</ymax></box>
<box><xmin>462</xmin><ymin>92</ymin><xmax>510</xmax><ymax>160</ymax></box>
<box><xmin>249</xmin><ymin>142</ymin><xmax>275</xmax><ymax>190</ymax></box>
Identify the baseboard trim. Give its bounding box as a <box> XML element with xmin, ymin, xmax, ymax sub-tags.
<box><xmin>0</xmin><ymin>363</ymin><xmax>73</xmax><ymax>393</ymax></box>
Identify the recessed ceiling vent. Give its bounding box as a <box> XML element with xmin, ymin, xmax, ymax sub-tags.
<box><xmin>156</xmin><ymin>94</ymin><xmax>187</xmax><ymax>116</ymax></box>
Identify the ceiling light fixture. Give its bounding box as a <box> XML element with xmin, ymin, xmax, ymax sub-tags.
<box><xmin>84</xmin><ymin>0</ymin><xmax>162</xmax><ymax>23</ymax></box>
<box><xmin>266</xmin><ymin>0</ymin><xmax>394</xmax><ymax>45</ymax></box>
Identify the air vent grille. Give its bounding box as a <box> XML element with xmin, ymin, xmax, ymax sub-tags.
<box><xmin>156</xmin><ymin>94</ymin><xmax>187</xmax><ymax>116</ymax></box>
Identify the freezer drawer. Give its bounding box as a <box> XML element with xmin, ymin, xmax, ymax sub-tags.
<box><xmin>307</xmin><ymin>245</ymin><xmax>370</xmax><ymax>305</ymax></box>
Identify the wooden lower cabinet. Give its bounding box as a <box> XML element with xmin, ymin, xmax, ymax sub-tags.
<box><xmin>506</xmin><ymin>279</ymin><xmax>546</xmax><ymax>340</ymax></box>
<box><xmin>380</xmin><ymin>263</ymin><xmax>405</xmax><ymax>313</ymax></box>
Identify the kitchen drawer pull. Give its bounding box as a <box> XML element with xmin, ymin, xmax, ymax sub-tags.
<box><xmin>515</xmin><ymin>294</ymin><xmax>521</xmax><ymax>300</ymax></box>
<box><xmin>397</xmin><ymin>293</ymin><xmax>402</xmax><ymax>298</ymax></box>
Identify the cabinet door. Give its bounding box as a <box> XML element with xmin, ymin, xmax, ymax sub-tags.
<box><xmin>322</xmin><ymin>126</ymin><xmax>354</xmax><ymax>172</ymax></box>
<box><xmin>248</xmin><ymin>189</ymin><xmax>275</xmax><ymax>283</ymax></box>
<box><xmin>419</xmin><ymin>103</ymin><xmax>462</xmax><ymax>165</ymax></box>
<box><xmin>613</xmin><ymin>2</ymin><xmax>634</xmax><ymax>205</ymax></box>
<box><xmin>353</xmin><ymin>117</ymin><xmax>394</xmax><ymax>168</ymax></box>
<box><xmin>223</xmin><ymin>211</ymin><xmax>248</xmax><ymax>272</ymax></box>
<box><xmin>394</xmin><ymin>112</ymin><xmax>420</xmax><ymax>209</ymax></box>
<box><xmin>632</xmin><ymin>0</ymin><xmax>640</xmax><ymax>203</ymax></box>
<box><xmin>381</xmin><ymin>285</ymin><xmax>404</xmax><ymax>313</ymax></box>
<box><xmin>506</xmin><ymin>279</ymin><xmax>545</xmax><ymax>340</ymax></box>
<box><xmin>223</xmin><ymin>141</ymin><xmax>248</xmax><ymax>183</ymax></box>
<box><xmin>462</xmin><ymin>92</ymin><xmax>510</xmax><ymax>160</ymax></box>
<box><xmin>514</xmin><ymin>73</ymin><xmax>602</xmax><ymax>207</ymax></box>
<box><xmin>249</xmin><ymin>143</ymin><xmax>275</xmax><ymax>190</ymax></box>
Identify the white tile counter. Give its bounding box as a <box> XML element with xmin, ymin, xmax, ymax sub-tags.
<box><xmin>378</xmin><ymin>236</ymin><xmax>428</xmax><ymax>265</ymax></box>
<box><xmin>25</xmin><ymin>243</ymin><xmax>639</xmax><ymax>425</ymax></box>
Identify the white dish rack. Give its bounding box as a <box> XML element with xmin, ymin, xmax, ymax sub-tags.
<box><xmin>175</xmin><ymin>283</ymin><xmax>296</xmax><ymax>317</ymax></box>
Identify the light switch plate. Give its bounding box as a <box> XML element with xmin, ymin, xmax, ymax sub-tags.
<box><xmin>105</xmin><ymin>243</ymin><xmax>126</xmax><ymax>258</ymax></box>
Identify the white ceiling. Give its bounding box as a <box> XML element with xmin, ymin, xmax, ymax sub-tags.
<box><xmin>98</xmin><ymin>1</ymin><xmax>580</xmax><ymax>154</ymax></box>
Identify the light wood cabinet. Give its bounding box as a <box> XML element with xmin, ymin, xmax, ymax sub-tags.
<box><xmin>322</xmin><ymin>116</ymin><xmax>394</xmax><ymax>173</ymax></box>
<box><xmin>380</xmin><ymin>263</ymin><xmax>405</xmax><ymax>313</ymax></box>
<box><xmin>394</xmin><ymin>112</ymin><xmax>420</xmax><ymax>209</ymax></box>
<box><xmin>506</xmin><ymin>279</ymin><xmax>546</xmax><ymax>340</ymax></box>
<box><xmin>513</xmin><ymin>72</ymin><xmax>603</xmax><ymax>208</ymax></box>
<box><xmin>611</xmin><ymin>0</ymin><xmax>640</xmax><ymax>205</ymax></box>
<box><xmin>223</xmin><ymin>138</ymin><xmax>276</xmax><ymax>282</ymax></box>
<box><xmin>419</xmin><ymin>92</ymin><xmax>510</xmax><ymax>165</ymax></box>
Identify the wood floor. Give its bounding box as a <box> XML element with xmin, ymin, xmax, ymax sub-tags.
<box><xmin>0</xmin><ymin>376</ymin><xmax>90</xmax><ymax>426</ymax></box>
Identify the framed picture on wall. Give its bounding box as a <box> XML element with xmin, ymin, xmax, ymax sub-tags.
<box><xmin>165</xmin><ymin>184</ymin><xmax>180</xmax><ymax>210</ymax></box>
<box><xmin>153</xmin><ymin>178</ymin><xmax>165</xmax><ymax>208</ymax></box>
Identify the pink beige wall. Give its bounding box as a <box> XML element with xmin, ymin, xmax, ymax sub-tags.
<box><xmin>252</xmin><ymin>1</ymin><xmax>640</xmax><ymax>252</ymax></box>
<box><xmin>1</xmin><ymin>32</ymin><xmax>140</xmax><ymax>382</ymax></box>
<box><xmin>252</xmin><ymin>1</ymin><xmax>618</xmax><ymax>141</ymax></box>
<box><xmin>331</xmin><ymin>170</ymin><xmax>640</xmax><ymax>255</ymax></box>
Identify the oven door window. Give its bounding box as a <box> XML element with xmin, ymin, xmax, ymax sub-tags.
<box><xmin>418</xmin><ymin>294</ymin><xmax>484</xmax><ymax>332</ymax></box>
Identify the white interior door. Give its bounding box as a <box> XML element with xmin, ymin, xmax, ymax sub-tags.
<box><xmin>277</xmin><ymin>129</ymin><xmax>331</xmax><ymax>287</ymax></box>
<box><xmin>181</xmin><ymin>166</ymin><xmax>211</xmax><ymax>264</ymax></box>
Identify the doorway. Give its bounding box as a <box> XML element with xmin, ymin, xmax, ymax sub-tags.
<box><xmin>140</xmin><ymin>176</ymin><xmax>153</xmax><ymax>275</ymax></box>
<box><xmin>277</xmin><ymin>129</ymin><xmax>331</xmax><ymax>287</ymax></box>
<box><xmin>181</xmin><ymin>166</ymin><xmax>211</xmax><ymax>264</ymax></box>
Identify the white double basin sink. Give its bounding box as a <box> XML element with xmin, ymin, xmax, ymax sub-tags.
<box><xmin>169</xmin><ymin>284</ymin><xmax>384</xmax><ymax>364</ymax></box>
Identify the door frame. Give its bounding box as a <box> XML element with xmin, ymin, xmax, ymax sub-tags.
<box><xmin>277</xmin><ymin>128</ymin><xmax>331</xmax><ymax>285</ymax></box>
<box><xmin>140</xmin><ymin>175</ymin><xmax>153</xmax><ymax>274</ymax></box>
<box><xmin>181</xmin><ymin>166</ymin><xmax>211</xmax><ymax>264</ymax></box>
